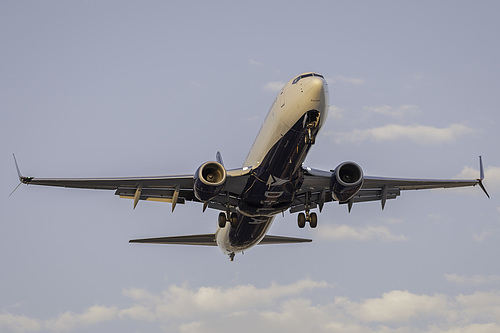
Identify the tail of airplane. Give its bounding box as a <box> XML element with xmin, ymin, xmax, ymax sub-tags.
<box><xmin>129</xmin><ymin>234</ymin><xmax>312</xmax><ymax>245</ymax></box>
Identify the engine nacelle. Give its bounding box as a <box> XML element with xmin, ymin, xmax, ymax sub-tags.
<box><xmin>193</xmin><ymin>161</ymin><xmax>227</xmax><ymax>202</ymax></box>
<box><xmin>330</xmin><ymin>161</ymin><xmax>364</xmax><ymax>202</ymax></box>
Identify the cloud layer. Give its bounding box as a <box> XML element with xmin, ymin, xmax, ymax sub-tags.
<box><xmin>334</xmin><ymin>123</ymin><xmax>474</xmax><ymax>144</ymax></box>
<box><xmin>364</xmin><ymin>104</ymin><xmax>421</xmax><ymax>117</ymax></box>
<box><xmin>3</xmin><ymin>279</ymin><xmax>500</xmax><ymax>333</ymax></box>
<box><xmin>315</xmin><ymin>224</ymin><xmax>408</xmax><ymax>242</ymax></box>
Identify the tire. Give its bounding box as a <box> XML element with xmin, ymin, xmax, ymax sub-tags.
<box><xmin>298</xmin><ymin>213</ymin><xmax>306</xmax><ymax>228</ymax></box>
<box><xmin>218</xmin><ymin>212</ymin><xmax>227</xmax><ymax>228</ymax></box>
<box><xmin>309</xmin><ymin>212</ymin><xmax>318</xmax><ymax>228</ymax></box>
<box><xmin>230</xmin><ymin>212</ymin><xmax>238</xmax><ymax>227</ymax></box>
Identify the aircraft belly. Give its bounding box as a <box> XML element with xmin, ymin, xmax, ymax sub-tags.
<box><xmin>238</xmin><ymin>110</ymin><xmax>320</xmax><ymax>217</ymax></box>
<box><xmin>217</xmin><ymin>215</ymin><xmax>275</xmax><ymax>254</ymax></box>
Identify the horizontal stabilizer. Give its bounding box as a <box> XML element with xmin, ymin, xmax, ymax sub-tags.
<box><xmin>259</xmin><ymin>235</ymin><xmax>312</xmax><ymax>244</ymax></box>
<box><xmin>130</xmin><ymin>234</ymin><xmax>217</xmax><ymax>246</ymax></box>
<box><xmin>129</xmin><ymin>234</ymin><xmax>312</xmax><ymax>246</ymax></box>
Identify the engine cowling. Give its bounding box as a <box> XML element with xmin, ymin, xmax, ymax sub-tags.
<box><xmin>193</xmin><ymin>161</ymin><xmax>227</xmax><ymax>202</ymax></box>
<box><xmin>330</xmin><ymin>162</ymin><xmax>364</xmax><ymax>202</ymax></box>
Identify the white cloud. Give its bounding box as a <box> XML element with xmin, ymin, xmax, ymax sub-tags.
<box><xmin>242</xmin><ymin>115</ymin><xmax>261</xmax><ymax>124</ymax></box>
<box><xmin>329</xmin><ymin>105</ymin><xmax>344</xmax><ymax>119</ymax></box>
<box><xmin>457</xmin><ymin>165</ymin><xmax>500</xmax><ymax>193</ymax></box>
<box><xmin>333</xmin><ymin>75</ymin><xmax>366</xmax><ymax>85</ymax></box>
<box><xmin>473</xmin><ymin>230</ymin><xmax>496</xmax><ymax>242</ymax></box>
<box><xmin>119</xmin><ymin>278</ymin><xmax>329</xmax><ymax>320</ymax></box>
<box><xmin>339</xmin><ymin>290</ymin><xmax>450</xmax><ymax>322</ymax></box>
<box><xmin>445</xmin><ymin>274</ymin><xmax>500</xmax><ymax>286</ymax></box>
<box><xmin>45</xmin><ymin>305</ymin><xmax>118</xmax><ymax>331</ymax></box>
<box><xmin>2</xmin><ymin>282</ymin><xmax>500</xmax><ymax>332</ymax></box>
<box><xmin>414</xmin><ymin>73</ymin><xmax>424</xmax><ymax>80</ymax></box>
<box><xmin>334</xmin><ymin>123</ymin><xmax>474</xmax><ymax>144</ymax></box>
<box><xmin>364</xmin><ymin>104</ymin><xmax>421</xmax><ymax>117</ymax></box>
<box><xmin>0</xmin><ymin>312</ymin><xmax>41</xmax><ymax>333</ymax></box>
<box><xmin>248</xmin><ymin>59</ymin><xmax>263</xmax><ymax>66</ymax></box>
<box><xmin>315</xmin><ymin>224</ymin><xmax>408</xmax><ymax>242</ymax></box>
<box><xmin>263</xmin><ymin>81</ymin><xmax>285</xmax><ymax>92</ymax></box>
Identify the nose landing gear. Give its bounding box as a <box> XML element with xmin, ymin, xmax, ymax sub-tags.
<box><xmin>304</xmin><ymin>110</ymin><xmax>320</xmax><ymax>145</ymax></box>
<box><xmin>305</xmin><ymin>126</ymin><xmax>316</xmax><ymax>145</ymax></box>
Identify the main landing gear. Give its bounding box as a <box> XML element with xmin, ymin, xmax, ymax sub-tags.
<box><xmin>297</xmin><ymin>211</ymin><xmax>317</xmax><ymax>228</ymax></box>
<box><xmin>218</xmin><ymin>212</ymin><xmax>238</xmax><ymax>228</ymax></box>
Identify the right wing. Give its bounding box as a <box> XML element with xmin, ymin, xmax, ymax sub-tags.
<box><xmin>291</xmin><ymin>157</ymin><xmax>488</xmax><ymax>213</ymax></box>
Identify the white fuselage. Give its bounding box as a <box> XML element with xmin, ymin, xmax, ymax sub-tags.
<box><xmin>215</xmin><ymin>73</ymin><xmax>329</xmax><ymax>256</ymax></box>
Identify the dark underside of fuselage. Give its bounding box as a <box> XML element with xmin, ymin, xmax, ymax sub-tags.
<box><xmin>227</xmin><ymin>110</ymin><xmax>320</xmax><ymax>249</ymax></box>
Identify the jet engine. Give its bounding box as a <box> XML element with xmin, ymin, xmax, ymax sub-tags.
<box><xmin>330</xmin><ymin>162</ymin><xmax>364</xmax><ymax>202</ymax></box>
<box><xmin>193</xmin><ymin>161</ymin><xmax>227</xmax><ymax>202</ymax></box>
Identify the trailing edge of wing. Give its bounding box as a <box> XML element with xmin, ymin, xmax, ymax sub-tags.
<box><xmin>258</xmin><ymin>235</ymin><xmax>312</xmax><ymax>244</ymax></box>
<box><xmin>129</xmin><ymin>234</ymin><xmax>312</xmax><ymax>246</ymax></box>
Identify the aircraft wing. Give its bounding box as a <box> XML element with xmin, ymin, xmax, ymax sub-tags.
<box><xmin>14</xmin><ymin>155</ymin><xmax>251</xmax><ymax>211</ymax></box>
<box><xmin>291</xmin><ymin>159</ymin><xmax>488</xmax><ymax>213</ymax></box>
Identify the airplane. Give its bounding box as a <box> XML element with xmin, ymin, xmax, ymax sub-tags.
<box><xmin>13</xmin><ymin>72</ymin><xmax>489</xmax><ymax>261</ymax></box>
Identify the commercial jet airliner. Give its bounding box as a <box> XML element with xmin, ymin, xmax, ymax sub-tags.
<box><xmin>14</xmin><ymin>72</ymin><xmax>489</xmax><ymax>260</ymax></box>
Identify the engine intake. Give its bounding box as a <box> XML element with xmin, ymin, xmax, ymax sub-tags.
<box><xmin>193</xmin><ymin>161</ymin><xmax>227</xmax><ymax>202</ymax></box>
<box><xmin>330</xmin><ymin>162</ymin><xmax>364</xmax><ymax>202</ymax></box>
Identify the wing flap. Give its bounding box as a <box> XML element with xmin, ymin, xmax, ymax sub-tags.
<box><xmin>115</xmin><ymin>187</ymin><xmax>195</xmax><ymax>202</ymax></box>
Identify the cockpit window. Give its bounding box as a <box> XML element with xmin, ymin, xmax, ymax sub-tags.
<box><xmin>292</xmin><ymin>73</ymin><xmax>325</xmax><ymax>84</ymax></box>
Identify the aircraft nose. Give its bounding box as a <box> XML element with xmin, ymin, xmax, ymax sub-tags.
<box><xmin>304</xmin><ymin>77</ymin><xmax>327</xmax><ymax>103</ymax></box>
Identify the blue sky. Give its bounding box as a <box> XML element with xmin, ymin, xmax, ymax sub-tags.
<box><xmin>1</xmin><ymin>1</ymin><xmax>500</xmax><ymax>332</ymax></box>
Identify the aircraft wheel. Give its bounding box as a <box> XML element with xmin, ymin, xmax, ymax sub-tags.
<box><xmin>230</xmin><ymin>212</ymin><xmax>238</xmax><ymax>227</ymax></box>
<box><xmin>309</xmin><ymin>212</ymin><xmax>318</xmax><ymax>228</ymax></box>
<box><xmin>298</xmin><ymin>213</ymin><xmax>306</xmax><ymax>228</ymax></box>
<box><xmin>218</xmin><ymin>212</ymin><xmax>227</xmax><ymax>228</ymax></box>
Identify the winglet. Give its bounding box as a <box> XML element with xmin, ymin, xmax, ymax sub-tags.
<box><xmin>479</xmin><ymin>156</ymin><xmax>485</xmax><ymax>180</ymax></box>
<box><xmin>10</xmin><ymin>154</ymin><xmax>27</xmax><ymax>197</ymax></box>
<box><xmin>477</xmin><ymin>156</ymin><xmax>490</xmax><ymax>198</ymax></box>
<box><xmin>12</xmin><ymin>154</ymin><xmax>33</xmax><ymax>184</ymax></box>
<box><xmin>13</xmin><ymin>153</ymin><xmax>22</xmax><ymax>180</ymax></box>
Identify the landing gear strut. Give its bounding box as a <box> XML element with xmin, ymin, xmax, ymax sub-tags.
<box><xmin>304</xmin><ymin>110</ymin><xmax>319</xmax><ymax>145</ymax></box>
<box><xmin>297</xmin><ymin>211</ymin><xmax>318</xmax><ymax>228</ymax></box>
<box><xmin>305</xmin><ymin>127</ymin><xmax>316</xmax><ymax>145</ymax></box>
<box><xmin>298</xmin><ymin>190</ymin><xmax>318</xmax><ymax>228</ymax></box>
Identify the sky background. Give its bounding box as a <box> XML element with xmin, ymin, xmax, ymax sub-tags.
<box><xmin>1</xmin><ymin>1</ymin><xmax>500</xmax><ymax>332</ymax></box>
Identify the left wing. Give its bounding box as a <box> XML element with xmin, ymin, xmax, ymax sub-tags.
<box><xmin>291</xmin><ymin>158</ymin><xmax>488</xmax><ymax>213</ymax></box>
<box><xmin>14</xmin><ymin>154</ymin><xmax>251</xmax><ymax>211</ymax></box>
